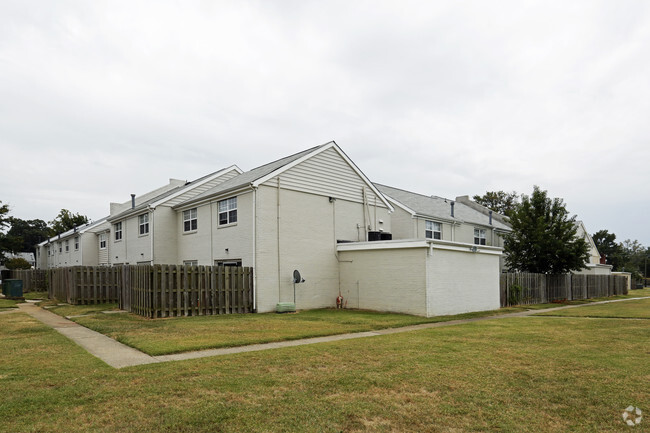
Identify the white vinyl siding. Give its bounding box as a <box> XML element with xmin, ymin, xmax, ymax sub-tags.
<box><xmin>165</xmin><ymin>170</ymin><xmax>240</xmax><ymax>207</ymax></box>
<box><xmin>270</xmin><ymin>147</ymin><xmax>387</xmax><ymax>207</ymax></box>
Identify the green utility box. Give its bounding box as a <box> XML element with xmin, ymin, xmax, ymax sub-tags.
<box><xmin>2</xmin><ymin>279</ymin><xmax>24</xmax><ymax>300</ymax></box>
<box><xmin>276</xmin><ymin>302</ymin><xmax>296</xmax><ymax>313</ymax></box>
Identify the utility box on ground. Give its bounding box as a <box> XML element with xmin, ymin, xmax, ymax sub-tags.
<box><xmin>2</xmin><ymin>279</ymin><xmax>24</xmax><ymax>299</ymax></box>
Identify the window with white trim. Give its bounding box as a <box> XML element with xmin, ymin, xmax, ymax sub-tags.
<box><xmin>425</xmin><ymin>221</ymin><xmax>442</xmax><ymax>240</ymax></box>
<box><xmin>139</xmin><ymin>213</ymin><xmax>149</xmax><ymax>235</ymax></box>
<box><xmin>74</xmin><ymin>236</ymin><xmax>79</xmax><ymax>251</ymax></box>
<box><xmin>218</xmin><ymin>197</ymin><xmax>237</xmax><ymax>225</ymax></box>
<box><xmin>183</xmin><ymin>260</ymin><xmax>198</xmax><ymax>266</ymax></box>
<box><xmin>99</xmin><ymin>233</ymin><xmax>107</xmax><ymax>249</ymax></box>
<box><xmin>58</xmin><ymin>243</ymin><xmax>62</xmax><ymax>254</ymax></box>
<box><xmin>183</xmin><ymin>208</ymin><xmax>198</xmax><ymax>232</ymax></box>
<box><xmin>114</xmin><ymin>222</ymin><xmax>122</xmax><ymax>241</ymax></box>
<box><xmin>474</xmin><ymin>228</ymin><xmax>486</xmax><ymax>245</ymax></box>
<box><xmin>65</xmin><ymin>240</ymin><xmax>69</xmax><ymax>252</ymax></box>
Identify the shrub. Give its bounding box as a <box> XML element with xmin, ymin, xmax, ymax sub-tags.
<box><xmin>4</xmin><ymin>257</ymin><xmax>32</xmax><ymax>270</ymax></box>
<box><xmin>508</xmin><ymin>284</ymin><xmax>523</xmax><ymax>306</ymax></box>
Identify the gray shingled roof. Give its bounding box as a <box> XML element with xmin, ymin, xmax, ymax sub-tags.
<box><xmin>175</xmin><ymin>143</ymin><xmax>329</xmax><ymax>207</ymax></box>
<box><xmin>375</xmin><ymin>184</ymin><xmax>511</xmax><ymax>230</ymax></box>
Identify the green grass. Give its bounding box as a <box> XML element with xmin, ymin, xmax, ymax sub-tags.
<box><xmin>0</xmin><ymin>291</ymin><xmax>49</xmax><ymax>311</ymax></box>
<box><xmin>39</xmin><ymin>288</ymin><xmax>650</xmax><ymax>356</ymax></box>
<box><xmin>40</xmin><ymin>301</ymin><xmax>534</xmax><ymax>355</ymax></box>
<box><xmin>535</xmin><ymin>297</ymin><xmax>650</xmax><ymax>319</ymax></box>
<box><xmin>1</xmin><ymin>301</ymin><xmax>648</xmax><ymax>432</ymax></box>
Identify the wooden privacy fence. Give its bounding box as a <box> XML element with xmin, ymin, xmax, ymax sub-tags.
<box><xmin>123</xmin><ymin>265</ymin><xmax>253</xmax><ymax>318</ymax></box>
<box><xmin>10</xmin><ymin>269</ymin><xmax>47</xmax><ymax>292</ymax></box>
<box><xmin>500</xmin><ymin>273</ymin><xmax>628</xmax><ymax>307</ymax></box>
<box><xmin>46</xmin><ymin>265</ymin><xmax>254</xmax><ymax>318</ymax></box>
<box><xmin>48</xmin><ymin>267</ymin><xmax>121</xmax><ymax>304</ymax></box>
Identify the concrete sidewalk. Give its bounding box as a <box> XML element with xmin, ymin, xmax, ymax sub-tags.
<box><xmin>17</xmin><ymin>303</ymin><xmax>160</xmax><ymax>369</ymax></box>
<box><xmin>16</xmin><ymin>297</ymin><xmax>648</xmax><ymax>369</ymax></box>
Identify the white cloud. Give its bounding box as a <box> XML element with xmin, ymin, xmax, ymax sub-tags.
<box><xmin>0</xmin><ymin>0</ymin><xmax>648</xmax><ymax>244</ymax></box>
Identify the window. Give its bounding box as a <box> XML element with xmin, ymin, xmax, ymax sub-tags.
<box><xmin>183</xmin><ymin>208</ymin><xmax>198</xmax><ymax>232</ymax></box>
<box><xmin>183</xmin><ymin>260</ymin><xmax>198</xmax><ymax>266</ymax></box>
<box><xmin>65</xmin><ymin>240</ymin><xmax>69</xmax><ymax>252</ymax></box>
<box><xmin>59</xmin><ymin>243</ymin><xmax>62</xmax><ymax>254</ymax></box>
<box><xmin>99</xmin><ymin>233</ymin><xmax>107</xmax><ymax>249</ymax></box>
<box><xmin>74</xmin><ymin>236</ymin><xmax>79</xmax><ymax>251</ymax></box>
<box><xmin>474</xmin><ymin>228</ymin><xmax>486</xmax><ymax>245</ymax></box>
<box><xmin>139</xmin><ymin>213</ymin><xmax>149</xmax><ymax>235</ymax></box>
<box><xmin>425</xmin><ymin>221</ymin><xmax>442</xmax><ymax>240</ymax></box>
<box><xmin>115</xmin><ymin>222</ymin><xmax>123</xmax><ymax>241</ymax></box>
<box><xmin>218</xmin><ymin>197</ymin><xmax>237</xmax><ymax>225</ymax></box>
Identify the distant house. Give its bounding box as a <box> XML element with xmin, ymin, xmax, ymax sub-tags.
<box><xmin>1</xmin><ymin>252</ymin><xmax>36</xmax><ymax>269</ymax></box>
<box><xmin>36</xmin><ymin>218</ymin><xmax>110</xmax><ymax>269</ymax></box>
<box><xmin>573</xmin><ymin>221</ymin><xmax>612</xmax><ymax>275</ymax></box>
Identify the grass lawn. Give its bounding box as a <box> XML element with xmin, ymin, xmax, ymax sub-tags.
<box><xmin>536</xmin><ymin>297</ymin><xmax>650</xmax><ymax>319</ymax></box>
<box><xmin>1</xmin><ymin>301</ymin><xmax>648</xmax><ymax>432</ymax></box>
<box><xmin>0</xmin><ymin>291</ymin><xmax>49</xmax><ymax>311</ymax></box>
<box><xmin>38</xmin><ymin>301</ymin><xmax>533</xmax><ymax>356</ymax></box>
<box><xmin>38</xmin><ymin>288</ymin><xmax>650</xmax><ymax>356</ymax></box>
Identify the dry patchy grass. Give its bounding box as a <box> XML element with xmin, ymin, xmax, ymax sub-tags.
<box><xmin>1</xmin><ymin>302</ymin><xmax>648</xmax><ymax>432</ymax></box>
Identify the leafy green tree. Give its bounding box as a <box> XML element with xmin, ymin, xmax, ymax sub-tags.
<box><xmin>0</xmin><ymin>201</ymin><xmax>9</xmax><ymax>231</ymax></box>
<box><xmin>49</xmin><ymin>209</ymin><xmax>89</xmax><ymax>236</ymax></box>
<box><xmin>472</xmin><ymin>191</ymin><xmax>519</xmax><ymax>217</ymax></box>
<box><xmin>617</xmin><ymin>239</ymin><xmax>646</xmax><ymax>279</ymax></box>
<box><xmin>0</xmin><ymin>201</ymin><xmax>11</xmax><ymax>262</ymax></box>
<box><xmin>592</xmin><ymin>229</ymin><xmax>624</xmax><ymax>269</ymax></box>
<box><xmin>504</xmin><ymin>186</ymin><xmax>590</xmax><ymax>273</ymax></box>
<box><xmin>2</xmin><ymin>218</ymin><xmax>51</xmax><ymax>254</ymax></box>
<box><xmin>4</xmin><ymin>257</ymin><xmax>31</xmax><ymax>270</ymax></box>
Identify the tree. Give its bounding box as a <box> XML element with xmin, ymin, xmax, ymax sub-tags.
<box><xmin>504</xmin><ymin>186</ymin><xmax>590</xmax><ymax>273</ymax></box>
<box><xmin>49</xmin><ymin>209</ymin><xmax>89</xmax><ymax>236</ymax></box>
<box><xmin>592</xmin><ymin>229</ymin><xmax>624</xmax><ymax>269</ymax></box>
<box><xmin>0</xmin><ymin>201</ymin><xmax>11</xmax><ymax>262</ymax></box>
<box><xmin>1</xmin><ymin>217</ymin><xmax>51</xmax><ymax>254</ymax></box>
<box><xmin>617</xmin><ymin>239</ymin><xmax>646</xmax><ymax>280</ymax></box>
<box><xmin>472</xmin><ymin>191</ymin><xmax>519</xmax><ymax>217</ymax></box>
<box><xmin>0</xmin><ymin>201</ymin><xmax>9</xmax><ymax>231</ymax></box>
<box><xmin>4</xmin><ymin>257</ymin><xmax>31</xmax><ymax>270</ymax></box>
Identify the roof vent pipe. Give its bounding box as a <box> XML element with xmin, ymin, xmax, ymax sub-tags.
<box><xmin>450</xmin><ymin>201</ymin><xmax>455</xmax><ymax>218</ymax></box>
<box><xmin>131</xmin><ymin>194</ymin><xmax>136</xmax><ymax>209</ymax></box>
<box><xmin>489</xmin><ymin>210</ymin><xmax>493</xmax><ymax>225</ymax></box>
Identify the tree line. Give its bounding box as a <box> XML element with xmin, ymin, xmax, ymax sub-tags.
<box><xmin>0</xmin><ymin>201</ymin><xmax>89</xmax><ymax>268</ymax></box>
<box><xmin>474</xmin><ymin>188</ymin><xmax>649</xmax><ymax>279</ymax></box>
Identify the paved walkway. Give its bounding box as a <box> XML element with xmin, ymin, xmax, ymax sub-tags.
<box><xmin>14</xmin><ymin>297</ymin><xmax>648</xmax><ymax>369</ymax></box>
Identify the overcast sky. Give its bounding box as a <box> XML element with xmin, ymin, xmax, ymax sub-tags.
<box><xmin>1</xmin><ymin>1</ymin><xmax>648</xmax><ymax>245</ymax></box>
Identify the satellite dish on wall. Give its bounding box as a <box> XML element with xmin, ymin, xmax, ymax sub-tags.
<box><xmin>293</xmin><ymin>270</ymin><xmax>305</xmax><ymax>283</ymax></box>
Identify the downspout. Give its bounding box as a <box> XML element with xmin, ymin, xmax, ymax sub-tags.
<box><xmin>277</xmin><ymin>177</ymin><xmax>282</xmax><ymax>302</ymax></box>
<box><xmin>210</xmin><ymin>201</ymin><xmax>214</xmax><ymax>264</ymax></box>
<box><xmin>149</xmin><ymin>206</ymin><xmax>154</xmax><ymax>264</ymax></box>
<box><xmin>252</xmin><ymin>185</ymin><xmax>257</xmax><ymax>311</ymax></box>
